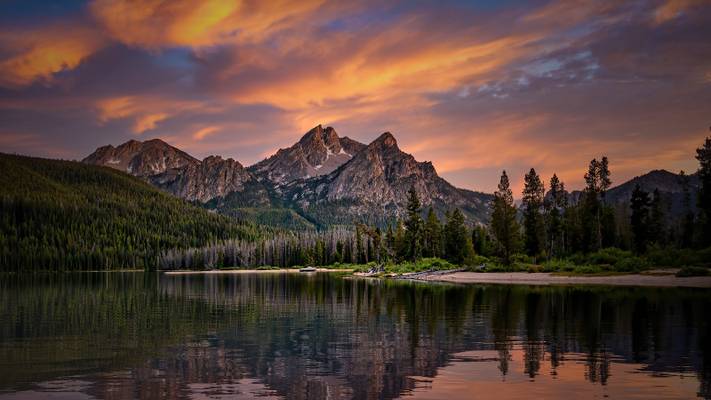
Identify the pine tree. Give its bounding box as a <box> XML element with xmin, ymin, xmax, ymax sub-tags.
<box><xmin>386</xmin><ymin>224</ymin><xmax>395</xmax><ymax>256</ymax></box>
<box><xmin>630</xmin><ymin>184</ymin><xmax>651</xmax><ymax>254</ymax></box>
<box><xmin>444</xmin><ymin>208</ymin><xmax>472</xmax><ymax>264</ymax></box>
<box><xmin>648</xmin><ymin>189</ymin><xmax>665</xmax><ymax>246</ymax></box>
<box><xmin>472</xmin><ymin>226</ymin><xmax>491</xmax><ymax>256</ymax></box>
<box><xmin>696</xmin><ymin>136</ymin><xmax>711</xmax><ymax>247</ymax></box>
<box><xmin>355</xmin><ymin>225</ymin><xmax>365</xmax><ymax>264</ymax></box>
<box><xmin>582</xmin><ymin>157</ymin><xmax>612</xmax><ymax>252</ymax></box>
<box><xmin>546</xmin><ymin>174</ymin><xmax>566</xmax><ymax>257</ymax></box>
<box><xmin>678</xmin><ymin>170</ymin><xmax>695</xmax><ymax>248</ymax></box>
<box><xmin>491</xmin><ymin>171</ymin><xmax>520</xmax><ymax>265</ymax></box>
<box><xmin>522</xmin><ymin>168</ymin><xmax>545</xmax><ymax>259</ymax></box>
<box><xmin>394</xmin><ymin>221</ymin><xmax>407</xmax><ymax>261</ymax></box>
<box><xmin>404</xmin><ymin>186</ymin><xmax>424</xmax><ymax>260</ymax></box>
<box><xmin>424</xmin><ymin>207</ymin><xmax>442</xmax><ymax>258</ymax></box>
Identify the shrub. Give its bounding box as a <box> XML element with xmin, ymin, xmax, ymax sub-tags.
<box><xmin>527</xmin><ymin>264</ymin><xmax>543</xmax><ymax>273</ymax></box>
<box><xmin>511</xmin><ymin>254</ymin><xmax>534</xmax><ymax>264</ymax></box>
<box><xmin>586</xmin><ymin>248</ymin><xmax>633</xmax><ymax>266</ymax></box>
<box><xmin>614</xmin><ymin>256</ymin><xmax>650</xmax><ymax>272</ymax></box>
<box><xmin>467</xmin><ymin>255</ymin><xmax>490</xmax><ymax>267</ymax></box>
<box><xmin>676</xmin><ymin>266</ymin><xmax>709</xmax><ymax>277</ymax></box>
<box><xmin>541</xmin><ymin>259</ymin><xmax>572</xmax><ymax>272</ymax></box>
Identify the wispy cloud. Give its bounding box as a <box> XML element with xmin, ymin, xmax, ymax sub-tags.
<box><xmin>0</xmin><ymin>0</ymin><xmax>709</xmax><ymax>193</ymax></box>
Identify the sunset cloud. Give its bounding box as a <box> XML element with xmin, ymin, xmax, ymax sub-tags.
<box><xmin>0</xmin><ymin>23</ymin><xmax>104</xmax><ymax>88</ymax></box>
<box><xmin>0</xmin><ymin>0</ymin><xmax>710</xmax><ymax>194</ymax></box>
<box><xmin>89</xmin><ymin>0</ymin><xmax>329</xmax><ymax>49</ymax></box>
<box><xmin>192</xmin><ymin>126</ymin><xmax>219</xmax><ymax>140</ymax></box>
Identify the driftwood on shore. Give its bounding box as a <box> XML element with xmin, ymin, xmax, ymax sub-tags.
<box><xmin>393</xmin><ymin>267</ymin><xmax>470</xmax><ymax>280</ymax></box>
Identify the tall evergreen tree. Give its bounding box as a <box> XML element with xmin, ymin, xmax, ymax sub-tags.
<box><xmin>678</xmin><ymin>170</ymin><xmax>695</xmax><ymax>248</ymax></box>
<box><xmin>546</xmin><ymin>174</ymin><xmax>567</xmax><ymax>257</ymax></box>
<box><xmin>394</xmin><ymin>221</ymin><xmax>407</xmax><ymax>261</ymax></box>
<box><xmin>404</xmin><ymin>186</ymin><xmax>424</xmax><ymax>260</ymax></box>
<box><xmin>444</xmin><ymin>208</ymin><xmax>472</xmax><ymax>264</ymax></box>
<box><xmin>472</xmin><ymin>226</ymin><xmax>492</xmax><ymax>257</ymax></box>
<box><xmin>630</xmin><ymin>184</ymin><xmax>651</xmax><ymax>254</ymax></box>
<box><xmin>424</xmin><ymin>207</ymin><xmax>442</xmax><ymax>258</ymax></box>
<box><xmin>696</xmin><ymin>136</ymin><xmax>711</xmax><ymax>247</ymax></box>
<box><xmin>355</xmin><ymin>225</ymin><xmax>365</xmax><ymax>263</ymax></box>
<box><xmin>582</xmin><ymin>157</ymin><xmax>612</xmax><ymax>252</ymax></box>
<box><xmin>491</xmin><ymin>171</ymin><xmax>520</xmax><ymax>264</ymax></box>
<box><xmin>648</xmin><ymin>189</ymin><xmax>665</xmax><ymax>245</ymax></box>
<box><xmin>522</xmin><ymin>168</ymin><xmax>545</xmax><ymax>258</ymax></box>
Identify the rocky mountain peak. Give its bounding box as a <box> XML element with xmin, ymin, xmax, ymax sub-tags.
<box><xmin>82</xmin><ymin>138</ymin><xmax>198</xmax><ymax>177</ymax></box>
<box><xmin>249</xmin><ymin>125</ymin><xmax>366</xmax><ymax>186</ymax></box>
<box><xmin>285</xmin><ymin>130</ymin><xmax>492</xmax><ymax>225</ymax></box>
<box><xmin>372</xmin><ymin>132</ymin><xmax>397</xmax><ymax>148</ymax></box>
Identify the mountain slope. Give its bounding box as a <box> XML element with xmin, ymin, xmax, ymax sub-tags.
<box><xmin>605</xmin><ymin>169</ymin><xmax>699</xmax><ymax>204</ymax></box>
<box><xmin>82</xmin><ymin>138</ymin><xmax>199</xmax><ymax>176</ymax></box>
<box><xmin>83</xmin><ymin>127</ymin><xmax>492</xmax><ymax>228</ymax></box>
<box><xmin>0</xmin><ymin>153</ymin><xmax>259</xmax><ymax>271</ymax></box>
<box><xmin>249</xmin><ymin>125</ymin><xmax>366</xmax><ymax>187</ymax></box>
<box><xmin>558</xmin><ymin>169</ymin><xmax>700</xmax><ymax>217</ymax></box>
<box><xmin>284</xmin><ymin>132</ymin><xmax>492</xmax><ymax>226</ymax></box>
<box><xmin>83</xmin><ymin>138</ymin><xmax>270</xmax><ymax>204</ymax></box>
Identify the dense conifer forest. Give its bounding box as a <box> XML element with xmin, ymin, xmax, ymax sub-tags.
<box><xmin>2</xmin><ymin>136</ymin><xmax>710</xmax><ymax>273</ymax></box>
<box><xmin>0</xmin><ymin>154</ymin><xmax>263</xmax><ymax>271</ymax></box>
<box><xmin>161</xmin><ymin>137</ymin><xmax>711</xmax><ymax>273</ymax></box>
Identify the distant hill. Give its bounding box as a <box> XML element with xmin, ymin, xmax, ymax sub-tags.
<box><xmin>562</xmin><ymin>169</ymin><xmax>700</xmax><ymax>216</ymax></box>
<box><xmin>0</xmin><ymin>153</ymin><xmax>260</xmax><ymax>271</ymax></box>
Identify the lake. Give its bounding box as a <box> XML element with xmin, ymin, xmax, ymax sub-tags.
<box><xmin>1</xmin><ymin>272</ymin><xmax>709</xmax><ymax>399</ymax></box>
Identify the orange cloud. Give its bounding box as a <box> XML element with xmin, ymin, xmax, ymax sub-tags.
<box><xmin>653</xmin><ymin>0</ymin><xmax>706</xmax><ymax>25</ymax></box>
<box><xmin>89</xmin><ymin>0</ymin><xmax>329</xmax><ymax>49</ymax></box>
<box><xmin>133</xmin><ymin>113</ymin><xmax>168</xmax><ymax>134</ymax></box>
<box><xmin>193</xmin><ymin>126</ymin><xmax>219</xmax><ymax>140</ymax></box>
<box><xmin>0</xmin><ymin>24</ymin><xmax>104</xmax><ymax>88</ymax></box>
<box><xmin>96</xmin><ymin>95</ymin><xmax>216</xmax><ymax>134</ymax></box>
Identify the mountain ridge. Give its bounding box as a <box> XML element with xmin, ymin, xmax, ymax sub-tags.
<box><xmin>83</xmin><ymin>125</ymin><xmax>698</xmax><ymax>228</ymax></box>
<box><xmin>83</xmin><ymin>126</ymin><xmax>493</xmax><ymax>227</ymax></box>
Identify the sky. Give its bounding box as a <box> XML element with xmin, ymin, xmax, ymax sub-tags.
<box><xmin>0</xmin><ymin>0</ymin><xmax>710</xmax><ymax>195</ymax></box>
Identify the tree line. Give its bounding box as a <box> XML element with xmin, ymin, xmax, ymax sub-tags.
<box><xmin>160</xmin><ymin>136</ymin><xmax>711</xmax><ymax>270</ymax></box>
<box><xmin>488</xmin><ymin>136</ymin><xmax>711</xmax><ymax>265</ymax></box>
<box><xmin>0</xmin><ymin>154</ymin><xmax>264</xmax><ymax>271</ymax></box>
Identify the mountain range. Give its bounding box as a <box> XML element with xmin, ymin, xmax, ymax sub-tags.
<box><xmin>83</xmin><ymin>125</ymin><xmax>699</xmax><ymax>228</ymax></box>
<box><xmin>83</xmin><ymin>125</ymin><xmax>492</xmax><ymax>228</ymax></box>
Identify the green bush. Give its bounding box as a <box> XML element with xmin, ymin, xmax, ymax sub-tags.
<box><xmin>586</xmin><ymin>248</ymin><xmax>633</xmax><ymax>266</ymax></box>
<box><xmin>385</xmin><ymin>258</ymin><xmax>455</xmax><ymax>274</ymax></box>
<box><xmin>511</xmin><ymin>254</ymin><xmax>535</xmax><ymax>264</ymax></box>
<box><xmin>467</xmin><ymin>255</ymin><xmax>490</xmax><ymax>267</ymax></box>
<box><xmin>676</xmin><ymin>266</ymin><xmax>709</xmax><ymax>277</ymax></box>
<box><xmin>541</xmin><ymin>259</ymin><xmax>573</xmax><ymax>272</ymax></box>
<box><xmin>614</xmin><ymin>256</ymin><xmax>650</xmax><ymax>272</ymax></box>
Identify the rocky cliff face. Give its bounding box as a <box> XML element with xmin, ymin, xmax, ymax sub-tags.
<box><xmin>285</xmin><ymin>132</ymin><xmax>492</xmax><ymax>225</ymax></box>
<box><xmin>84</xmin><ymin>127</ymin><xmax>492</xmax><ymax>227</ymax></box>
<box><xmin>149</xmin><ymin>155</ymin><xmax>268</xmax><ymax>203</ymax></box>
<box><xmin>249</xmin><ymin>125</ymin><xmax>366</xmax><ymax>187</ymax></box>
<box><xmin>82</xmin><ymin>139</ymin><xmax>199</xmax><ymax>177</ymax></box>
<box><xmin>83</xmin><ymin>139</ymin><xmax>267</xmax><ymax>203</ymax></box>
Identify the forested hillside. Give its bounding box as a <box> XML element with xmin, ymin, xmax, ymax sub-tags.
<box><xmin>0</xmin><ymin>154</ymin><xmax>262</xmax><ymax>271</ymax></box>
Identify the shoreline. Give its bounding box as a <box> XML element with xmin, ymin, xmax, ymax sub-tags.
<box><xmin>163</xmin><ymin>268</ymin><xmax>353</xmax><ymax>275</ymax></box>
<box><xmin>410</xmin><ymin>271</ymin><xmax>711</xmax><ymax>288</ymax></box>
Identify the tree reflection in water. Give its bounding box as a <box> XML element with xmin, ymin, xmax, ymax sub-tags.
<box><xmin>0</xmin><ymin>272</ymin><xmax>709</xmax><ymax>399</ymax></box>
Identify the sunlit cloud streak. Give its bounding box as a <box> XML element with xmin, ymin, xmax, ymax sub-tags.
<box><xmin>0</xmin><ymin>0</ymin><xmax>709</xmax><ymax>194</ymax></box>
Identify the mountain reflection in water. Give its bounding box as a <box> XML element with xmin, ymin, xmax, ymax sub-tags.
<box><xmin>0</xmin><ymin>272</ymin><xmax>709</xmax><ymax>399</ymax></box>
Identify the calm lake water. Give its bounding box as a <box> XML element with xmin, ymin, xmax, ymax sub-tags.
<box><xmin>0</xmin><ymin>272</ymin><xmax>710</xmax><ymax>399</ymax></box>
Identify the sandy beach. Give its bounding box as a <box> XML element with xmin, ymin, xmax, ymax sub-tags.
<box><xmin>415</xmin><ymin>271</ymin><xmax>711</xmax><ymax>288</ymax></box>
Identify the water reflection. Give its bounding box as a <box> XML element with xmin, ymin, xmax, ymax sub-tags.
<box><xmin>0</xmin><ymin>272</ymin><xmax>709</xmax><ymax>399</ymax></box>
